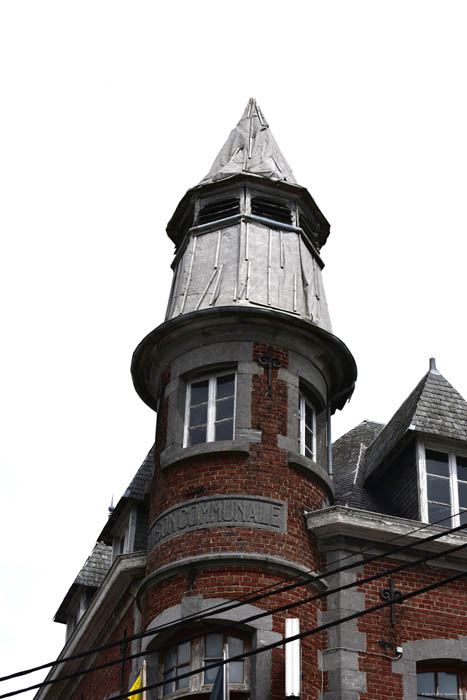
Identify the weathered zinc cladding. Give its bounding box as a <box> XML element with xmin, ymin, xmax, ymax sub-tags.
<box><xmin>199</xmin><ymin>98</ymin><xmax>296</xmax><ymax>185</ymax></box>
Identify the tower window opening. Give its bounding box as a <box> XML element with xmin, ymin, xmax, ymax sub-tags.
<box><xmin>159</xmin><ymin>631</ymin><xmax>249</xmax><ymax>697</ymax></box>
<box><xmin>251</xmin><ymin>195</ymin><xmax>292</xmax><ymax>225</ymax></box>
<box><xmin>184</xmin><ymin>372</ymin><xmax>236</xmax><ymax>447</ymax></box>
<box><xmin>298</xmin><ymin>391</ymin><xmax>316</xmax><ymax>461</ymax></box>
<box><xmin>197</xmin><ymin>197</ymin><xmax>240</xmax><ymax>225</ymax></box>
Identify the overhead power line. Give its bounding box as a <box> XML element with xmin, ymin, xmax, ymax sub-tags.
<box><xmin>5</xmin><ymin>566</ymin><xmax>467</xmax><ymax>700</ymax></box>
<box><xmin>3</xmin><ymin>512</ymin><xmax>465</xmax><ymax>690</ymax></box>
<box><xmin>3</xmin><ymin>533</ymin><xmax>467</xmax><ymax>698</ymax></box>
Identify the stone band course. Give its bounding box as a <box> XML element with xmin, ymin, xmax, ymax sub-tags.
<box><xmin>149</xmin><ymin>495</ymin><xmax>287</xmax><ymax>547</ymax></box>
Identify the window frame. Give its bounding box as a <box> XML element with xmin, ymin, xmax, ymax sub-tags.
<box><xmin>418</xmin><ymin>440</ymin><xmax>467</xmax><ymax>527</ymax></box>
<box><xmin>298</xmin><ymin>390</ymin><xmax>316</xmax><ymax>461</ymax></box>
<box><xmin>417</xmin><ymin>665</ymin><xmax>467</xmax><ymax>699</ymax></box>
<box><xmin>158</xmin><ymin>630</ymin><xmax>250</xmax><ymax>698</ymax></box>
<box><xmin>183</xmin><ymin>371</ymin><xmax>237</xmax><ymax>448</ymax></box>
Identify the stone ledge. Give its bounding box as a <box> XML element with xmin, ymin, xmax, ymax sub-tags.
<box><xmin>137</xmin><ymin>551</ymin><xmax>328</xmax><ymax>609</ymax></box>
<box><xmin>160</xmin><ymin>439</ymin><xmax>251</xmax><ymax>470</ymax></box>
<box><xmin>287</xmin><ymin>451</ymin><xmax>334</xmax><ymax>496</ymax></box>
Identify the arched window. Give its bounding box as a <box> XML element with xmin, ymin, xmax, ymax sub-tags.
<box><xmin>157</xmin><ymin>629</ymin><xmax>250</xmax><ymax>697</ymax></box>
<box><xmin>417</xmin><ymin>667</ymin><xmax>463</xmax><ymax>699</ymax></box>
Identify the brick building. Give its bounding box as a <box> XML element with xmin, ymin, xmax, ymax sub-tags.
<box><xmin>35</xmin><ymin>101</ymin><xmax>467</xmax><ymax>700</ymax></box>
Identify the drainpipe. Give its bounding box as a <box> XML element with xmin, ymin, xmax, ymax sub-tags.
<box><xmin>327</xmin><ymin>404</ymin><xmax>332</xmax><ymax>478</ymax></box>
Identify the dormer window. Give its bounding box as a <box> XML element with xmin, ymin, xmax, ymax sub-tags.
<box><xmin>184</xmin><ymin>372</ymin><xmax>236</xmax><ymax>447</ymax></box>
<box><xmin>419</xmin><ymin>444</ymin><xmax>467</xmax><ymax>526</ymax></box>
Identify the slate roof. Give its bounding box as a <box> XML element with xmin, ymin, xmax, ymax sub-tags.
<box><xmin>200</xmin><ymin>98</ymin><xmax>297</xmax><ymax>185</ymax></box>
<box><xmin>364</xmin><ymin>368</ymin><xmax>467</xmax><ymax>480</ymax></box>
<box><xmin>98</xmin><ymin>445</ymin><xmax>155</xmax><ymax>544</ymax></box>
<box><xmin>332</xmin><ymin>420</ymin><xmax>384</xmax><ymax>511</ymax></box>
<box><xmin>54</xmin><ymin>542</ymin><xmax>112</xmax><ymax>623</ymax></box>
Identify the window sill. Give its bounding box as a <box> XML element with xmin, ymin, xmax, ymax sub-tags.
<box><xmin>287</xmin><ymin>451</ymin><xmax>334</xmax><ymax>496</ymax></box>
<box><xmin>160</xmin><ymin>440</ymin><xmax>251</xmax><ymax>470</ymax></box>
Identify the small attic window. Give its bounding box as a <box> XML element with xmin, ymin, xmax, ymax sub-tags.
<box><xmin>250</xmin><ymin>195</ymin><xmax>292</xmax><ymax>225</ymax></box>
<box><xmin>197</xmin><ymin>197</ymin><xmax>240</xmax><ymax>225</ymax></box>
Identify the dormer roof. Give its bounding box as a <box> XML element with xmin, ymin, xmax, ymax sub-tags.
<box><xmin>365</xmin><ymin>363</ymin><xmax>467</xmax><ymax>481</ymax></box>
<box><xmin>54</xmin><ymin>542</ymin><xmax>112</xmax><ymax>623</ymax></box>
<box><xmin>98</xmin><ymin>446</ymin><xmax>154</xmax><ymax>544</ymax></box>
<box><xmin>199</xmin><ymin>98</ymin><xmax>296</xmax><ymax>185</ymax></box>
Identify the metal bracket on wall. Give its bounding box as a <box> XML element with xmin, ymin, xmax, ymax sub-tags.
<box><xmin>380</xmin><ymin>577</ymin><xmax>402</xmax><ymax>626</ymax></box>
<box><xmin>257</xmin><ymin>346</ymin><xmax>282</xmax><ymax>389</ymax></box>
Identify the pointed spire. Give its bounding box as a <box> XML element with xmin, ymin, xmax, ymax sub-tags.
<box><xmin>200</xmin><ymin>98</ymin><xmax>297</xmax><ymax>185</ymax></box>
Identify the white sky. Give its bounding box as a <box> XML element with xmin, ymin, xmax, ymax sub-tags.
<box><xmin>1</xmin><ymin>1</ymin><xmax>467</xmax><ymax>697</ymax></box>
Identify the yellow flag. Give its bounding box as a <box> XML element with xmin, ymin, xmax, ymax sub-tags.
<box><xmin>128</xmin><ymin>670</ymin><xmax>142</xmax><ymax>699</ymax></box>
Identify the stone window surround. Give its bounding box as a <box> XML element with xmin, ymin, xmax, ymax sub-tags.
<box><xmin>392</xmin><ymin>636</ymin><xmax>467</xmax><ymax>700</ymax></box>
<box><xmin>183</xmin><ymin>370</ymin><xmax>237</xmax><ymax>447</ymax></box>
<box><xmin>142</xmin><ymin>596</ymin><xmax>282</xmax><ymax>700</ymax></box>
<box><xmin>159</xmin><ymin>340</ymin><xmax>332</xmax><ymax>497</ymax></box>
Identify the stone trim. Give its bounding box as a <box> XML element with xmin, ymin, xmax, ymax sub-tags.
<box><xmin>35</xmin><ymin>553</ymin><xmax>146</xmax><ymax>700</ymax></box>
<box><xmin>137</xmin><ymin>551</ymin><xmax>328</xmax><ymax>610</ymax></box>
<box><xmin>392</xmin><ymin>636</ymin><xmax>467</xmax><ymax>700</ymax></box>
<box><xmin>287</xmin><ymin>451</ymin><xmax>333</xmax><ymax>496</ymax></box>
<box><xmin>142</xmin><ymin>597</ymin><xmax>282</xmax><ymax>700</ymax></box>
<box><xmin>320</xmin><ymin>549</ymin><xmax>367</xmax><ymax>700</ymax></box>
<box><xmin>160</xmin><ymin>438</ymin><xmax>251</xmax><ymax>470</ymax></box>
<box><xmin>306</xmin><ymin>505</ymin><xmax>467</xmax><ymax>562</ymax></box>
<box><xmin>148</xmin><ymin>494</ymin><xmax>287</xmax><ymax>548</ymax></box>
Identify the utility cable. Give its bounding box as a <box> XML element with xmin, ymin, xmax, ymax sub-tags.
<box><xmin>3</xmin><ymin>532</ymin><xmax>467</xmax><ymax>698</ymax></box>
<box><xmin>4</xmin><ymin>565</ymin><xmax>467</xmax><ymax>700</ymax></box>
<box><xmin>1</xmin><ymin>512</ymin><xmax>464</xmax><ymax>686</ymax></box>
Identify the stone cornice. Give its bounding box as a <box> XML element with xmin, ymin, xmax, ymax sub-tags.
<box><xmin>305</xmin><ymin>506</ymin><xmax>467</xmax><ymax>561</ymax></box>
<box><xmin>35</xmin><ymin>552</ymin><xmax>146</xmax><ymax>699</ymax></box>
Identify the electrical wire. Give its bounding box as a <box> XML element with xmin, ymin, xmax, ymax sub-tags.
<box><xmin>2</xmin><ymin>512</ymin><xmax>465</xmax><ymax>688</ymax></box>
<box><xmin>4</xmin><ymin>566</ymin><xmax>467</xmax><ymax>700</ymax></box>
<box><xmin>4</xmin><ymin>531</ymin><xmax>467</xmax><ymax>698</ymax></box>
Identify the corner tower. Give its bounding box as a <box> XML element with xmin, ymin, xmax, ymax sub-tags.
<box><xmin>131</xmin><ymin>100</ymin><xmax>357</xmax><ymax>700</ymax></box>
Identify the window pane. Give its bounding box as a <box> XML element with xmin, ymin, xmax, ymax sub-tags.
<box><xmin>188</xmin><ymin>426</ymin><xmax>207</xmax><ymax>446</ymax></box>
<box><xmin>428</xmin><ymin>502</ymin><xmax>452</xmax><ymax>526</ymax></box>
<box><xmin>460</xmin><ymin>510</ymin><xmax>467</xmax><ymax>526</ymax></box>
<box><xmin>216</xmin><ymin>396</ymin><xmax>234</xmax><ymax>421</ymax></box>
<box><xmin>305</xmin><ymin>401</ymin><xmax>313</xmax><ymax>429</ymax></box>
<box><xmin>206</xmin><ymin>633</ymin><xmax>223</xmax><ymax>657</ymax></box>
<box><xmin>457</xmin><ymin>455</ymin><xmax>467</xmax><ymax>481</ymax></box>
<box><xmin>190</xmin><ymin>403</ymin><xmax>207</xmax><ymax>427</ymax></box>
<box><xmin>178</xmin><ymin>641</ymin><xmax>190</xmax><ymax>665</ymax></box>
<box><xmin>228</xmin><ymin>636</ymin><xmax>244</xmax><ymax>655</ymax></box>
<box><xmin>205</xmin><ymin>665</ymin><xmax>219</xmax><ymax>685</ymax></box>
<box><xmin>165</xmin><ymin>648</ymin><xmax>175</xmax><ymax>669</ymax></box>
<box><xmin>438</xmin><ymin>671</ymin><xmax>458</xmax><ymax>696</ymax></box>
<box><xmin>215</xmin><ymin>419</ymin><xmax>233</xmax><ymax>441</ymax></box>
<box><xmin>216</xmin><ymin>374</ymin><xmax>235</xmax><ymax>399</ymax></box>
<box><xmin>176</xmin><ymin>665</ymin><xmax>190</xmax><ymax>689</ymax></box>
<box><xmin>426</xmin><ymin>449</ymin><xmax>449</xmax><ymax>476</ymax></box>
<box><xmin>305</xmin><ymin>427</ymin><xmax>313</xmax><ymax>452</ymax></box>
<box><xmin>458</xmin><ymin>481</ymin><xmax>467</xmax><ymax>508</ymax></box>
<box><xmin>229</xmin><ymin>661</ymin><xmax>244</xmax><ymax>683</ymax></box>
<box><xmin>417</xmin><ymin>671</ymin><xmax>435</xmax><ymax>694</ymax></box>
<box><xmin>191</xmin><ymin>379</ymin><xmax>209</xmax><ymax>405</ymax></box>
<box><xmin>427</xmin><ymin>475</ymin><xmax>451</xmax><ymax>504</ymax></box>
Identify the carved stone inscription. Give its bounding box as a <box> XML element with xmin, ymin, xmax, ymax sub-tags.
<box><xmin>150</xmin><ymin>495</ymin><xmax>286</xmax><ymax>547</ymax></box>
